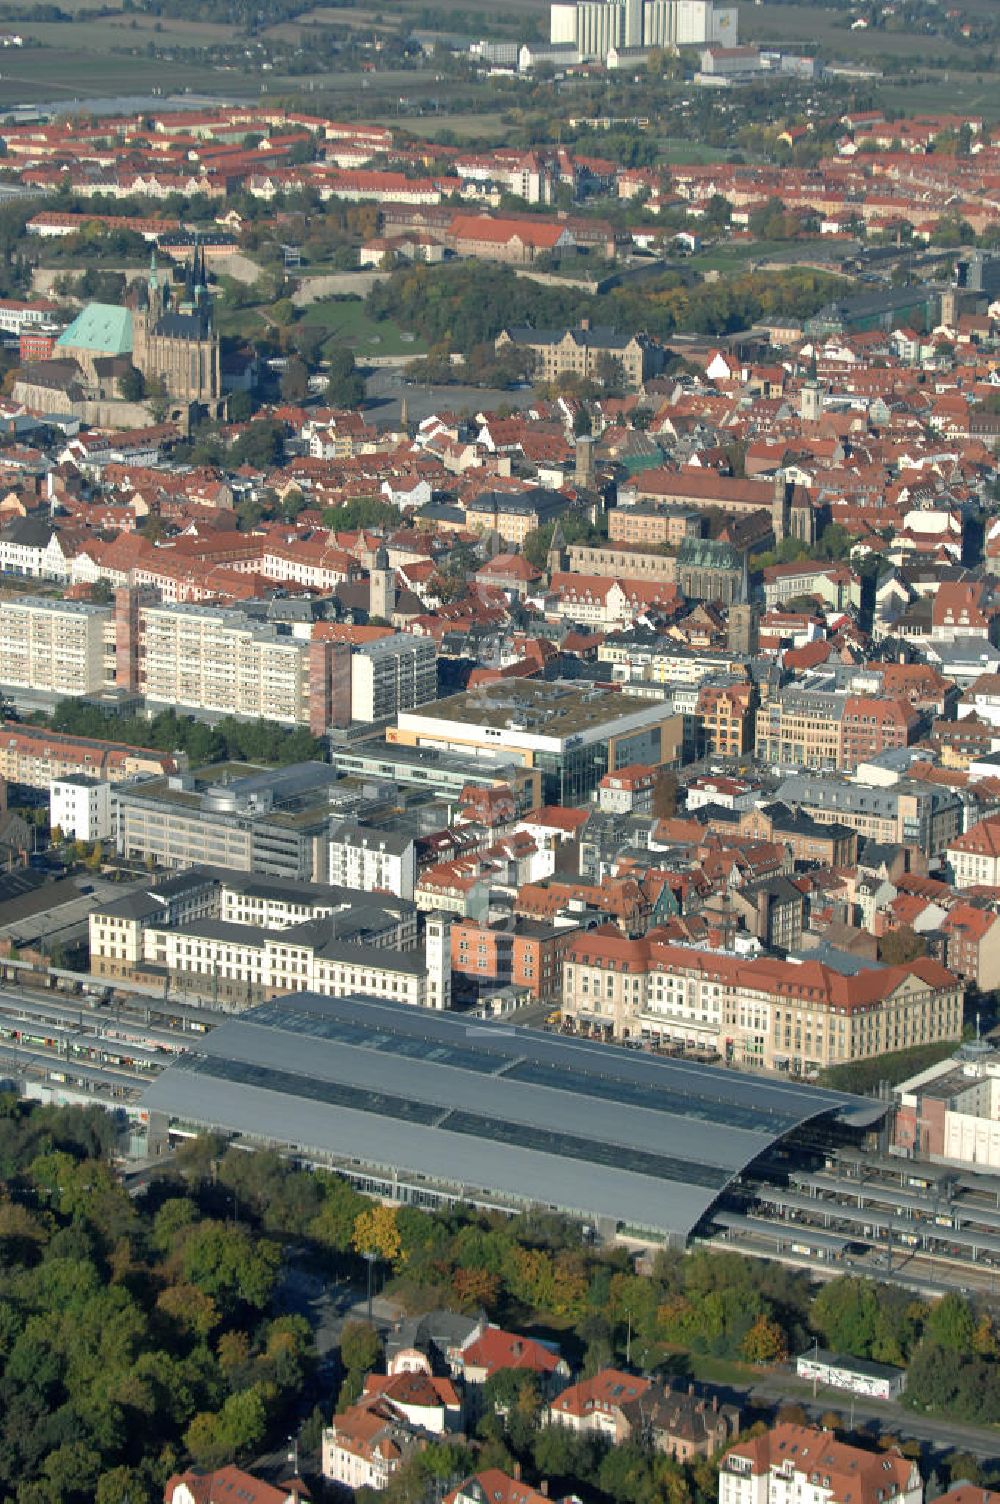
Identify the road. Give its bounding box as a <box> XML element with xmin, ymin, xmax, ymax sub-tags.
<box><xmin>745</xmin><ymin>1376</ymin><xmax>1000</xmax><ymax>1463</ymax></box>
<box><xmin>251</xmin><ymin>1258</ymin><xmax>404</xmax><ymax>1483</ymax></box>
<box><xmin>364</xmin><ymin>368</ymin><xmax>540</xmax><ymax>425</ymax></box>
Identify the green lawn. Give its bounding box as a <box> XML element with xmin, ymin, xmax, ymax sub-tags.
<box><xmin>657</xmin><ymin>137</ymin><xmax>733</xmax><ymax>165</ymax></box>
<box><xmin>300</xmin><ymin>297</ymin><xmax>427</xmax><ymax>357</ymax></box>
<box><xmin>690</xmin><ymin>238</ymin><xmax>839</xmax><ymax>273</ymax></box>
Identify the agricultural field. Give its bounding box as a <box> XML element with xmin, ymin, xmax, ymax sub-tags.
<box><xmin>738</xmin><ymin>0</ymin><xmax>968</xmax><ymax>61</ymax></box>
<box><xmin>0</xmin><ymin>48</ymin><xmax>243</xmax><ymax>105</ymax></box>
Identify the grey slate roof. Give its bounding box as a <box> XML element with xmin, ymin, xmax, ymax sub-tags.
<box><xmin>141</xmin><ymin>992</ymin><xmax>883</xmax><ymax>1243</ymax></box>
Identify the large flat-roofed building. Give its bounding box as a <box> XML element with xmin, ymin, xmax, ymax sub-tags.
<box><xmin>139</xmin><ymin>991</ymin><xmax>880</xmax><ymax>1245</ymax></box>
<box><xmin>389</xmin><ymin>681</ymin><xmax>684</xmax><ymax>805</ymax></box>
<box><xmin>327</xmin><ymin>742</ymin><xmax>542</xmax><ymax>807</ymax></box>
<box><xmin>0</xmin><ymin>596</ymin><xmax>115</xmax><ymax>706</ymax></box>
<box><xmin>113</xmin><ymin>761</ymin><xmax>340</xmax><ymax>881</ymax></box>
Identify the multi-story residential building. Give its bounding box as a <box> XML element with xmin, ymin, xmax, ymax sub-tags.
<box><xmin>839</xmin><ymin>696</ymin><xmax>921</xmax><ymax>772</ymax></box>
<box><xmin>350</xmin><ymin>635</ymin><xmax>437</xmax><ymax>724</ymax></box>
<box><xmin>756</xmin><ymin>685</ymin><xmax>919</xmax><ymax>773</ymax></box>
<box><xmin>597</xmin><ymin>763</ymin><xmax>656</xmax><ymax>814</ymax></box>
<box><xmin>113</xmin><ymin>762</ymin><xmax>340</xmax><ymax>881</ymax></box>
<box><xmin>546</xmin><ymin>1369</ymin><xmax>650</xmax><ymax>1443</ymax></box>
<box><xmin>0</xmin><ymin>596</ymin><xmax>114</xmax><ymax>704</ymax></box>
<box><xmin>730</xmin><ymin>874</ymin><xmax>804</xmax><ymax>953</ymax></box>
<box><xmin>328</xmin><ymin>822</ymin><xmax>417</xmax><ymax>901</ymax></box>
<box><xmin>546</xmin><ymin>1369</ymin><xmax>739</xmax><ymax>1460</ymax></box>
<box><xmin>941</xmin><ymin>903</ymin><xmax>1000</xmax><ymax>990</ymax></box>
<box><xmin>719</xmin><ymin>1425</ymin><xmax>922</xmax><ymax>1504</ymax></box>
<box><xmin>446</xmin><ymin>1472</ymin><xmax>555</xmax><ymax>1504</ymax></box>
<box><xmin>0</xmin><ymin>516</ymin><xmax>72</xmax><ymax>580</ymax></box>
<box><xmin>137</xmin><ymin>600</ymin><xmax>311</xmax><ymax>726</ymax></box>
<box><xmin>948</xmin><ymin>814</ymin><xmax>1000</xmax><ymax>889</ymax></box>
<box><xmin>322</xmin><ymin>1397</ymin><xmax>416</xmax><ymax>1492</ymax></box>
<box><xmin>451</xmin><ymin>916</ymin><xmax>575</xmax><ymax>1002</ymax></box>
<box><xmin>0</xmin><ymin>722</ymin><xmax>177</xmax><ymax>790</ymax></box>
<box><xmin>734</xmin><ymin>803</ymin><xmax>857</xmax><ymax>868</ymax></box>
<box><xmin>464</xmin><ymin>487</ymin><xmax>569</xmax><ymax>546</ymax></box>
<box><xmin>697</xmin><ymin>680</ymin><xmax>756</xmax><ymax>758</ymax></box>
<box><xmin>774</xmin><ymin>773</ymin><xmax>962</xmax><ymax>858</ymax></box>
<box><xmin>166</xmin><ymin>1467</ymin><xmax>295</xmax><ymax>1504</ymax></box>
<box><xmin>755</xmin><ymin>685</ymin><xmax>844</xmax><ymax>771</ymax></box>
<box><xmin>50</xmin><ymin>774</ymin><xmax>112</xmax><ymax>842</ymax></box>
<box><xmin>391</xmin><ymin>681</ymin><xmax>684</xmax><ymax>807</ymax></box>
<box><xmin>561</xmin><ymin>930</ymin><xmax>963</xmax><ymax>1072</ymax></box>
<box><xmin>599</xmin><ymin>634</ymin><xmax>750</xmax><ymax>691</ymax></box>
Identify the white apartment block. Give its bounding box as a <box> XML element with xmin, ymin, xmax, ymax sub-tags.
<box><xmin>139</xmin><ymin>603</ymin><xmax>308</xmax><ymax>725</ymax></box>
<box><xmin>0</xmin><ymin>596</ymin><xmax>114</xmax><ymax>698</ymax></box>
<box><xmin>50</xmin><ymin>775</ymin><xmax>112</xmax><ymax>841</ymax></box>
<box><xmin>328</xmin><ymin>823</ymin><xmax>418</xmax><ymax>901</ymax></box>
<box><xmin>350</xmin><ymin>635</ymin><xmax>437</xmax><ymax>724</ymax></box>
<box><xmin>719</xmin><ymin>1425</ymin><xmax>921</xmax><ymax>1504</ymax></box>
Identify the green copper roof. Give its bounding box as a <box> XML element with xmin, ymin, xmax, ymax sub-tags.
<box><xmin>56</xmin><ymin>303</ymin><xmax>133</xmax><ymax>356</ymax></box>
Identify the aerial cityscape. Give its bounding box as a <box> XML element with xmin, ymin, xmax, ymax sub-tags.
<box><xmin>3</xmin><ymin>0</ymin><xmax>1000</xmax><ymax>1502</ymax></box>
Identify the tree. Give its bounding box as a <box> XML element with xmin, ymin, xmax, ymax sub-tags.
<box><xmin>118</xmin><ymin>366</ymin><xmax>146</xmax><ymax>402</ymax></box>
<box><xmin>339</xmin><ymin>1319</ymin><xmax>381</xmax><ymax>1377</ymax></box>
<box><xmin>924</xmin><ymin>1293</ymin><xmax>974</xmax><ymax>1355</ymax></box>
<box><xmin>228</xmin><ymin>389</ymin><xmax>253</xmax><ymax>422</ymax></box>
<box><xmin>741</xmin><ymin>1314</ymin><xmax>788</xmax><ymax>1365</ymax></box>
<box><xmin>279</xmin><ymin>355</ymin><xmax>309</xmax><ymax>404</ymax></box>
<box><xmin>353</xmin><ymin>1204</ymin><xmax>402</xmax><ymax>1266</ymax></box>
<box><xmin>326</xmin><ymin>347</ymin><xmax>365</xmax><ymax>408</ymax></box>
<box><xmin>231</xmin><ymin>419</ymin><xmax>285</xmax><ymax>470</ymax></box>
<box><xmin>878</xmin><ymin>926</ymin><xmax>927</xmax><ymax>966</ymax></box>
<box><xmin>811</xmin><ymin>1277</ymin><xmax>882</xmax><ymax>1358</ymax></box>
<box><xmin>651</xmin><ymin>767</ymin><xmax>678</xmax><ymax>819</ymax></box>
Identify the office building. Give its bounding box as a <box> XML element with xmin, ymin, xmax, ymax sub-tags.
<box><xmin>561</xmin><ymin>931</ymin><xmax>963</xmax><ymax>1073</ymax></box>
<box><xmin>88</xmin><ymin>864</ymin><xmax>436</xmax><ymax>1008</ymax></box>
<box><xmin>775</xmin><ymin>772</ymin><xmax>962</xmax><ymax>858</ymax></box>
<box><xmin>390</xmin><ymin>681</ymin><xmax>684</xmax><ymax>806</ymax></box>
<box><xmin>113</xmin><ymin>762</ymin><xmax>340</xmax><ymax>881</ymax></box>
